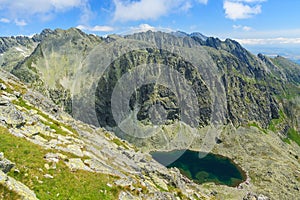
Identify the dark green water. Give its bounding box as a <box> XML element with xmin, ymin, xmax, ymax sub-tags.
<box><xmin>151</xmin><ymin>150</ymin><xmax>247</xmax><ymax>187</ymax></box>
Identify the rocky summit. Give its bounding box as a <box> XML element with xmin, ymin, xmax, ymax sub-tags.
<box><xmin>0</xmin><ymin>28</ymin><xmax>300</xmax><ymax>199</ymax></box>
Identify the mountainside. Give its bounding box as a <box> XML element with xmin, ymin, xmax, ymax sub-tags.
<box><xmin>1</xmin><ymin>28</ymin><xmax>300</xmax><ymax>199</ymax></box>
<box><xmin>0</xmin><ymin>36</ymin><xmax>38</xmax><ymax>72</ymax></box>
<box><xmin>7</xmin><ymin>29</ymin><xmax>300</xmax><ymax>132</ymax></box>
<box><xmin>1</xmin><ymin>69</ymin><xmax>215</xmax><ymax>199</ymax></box>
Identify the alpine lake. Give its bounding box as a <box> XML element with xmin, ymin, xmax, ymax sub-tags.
<box><xmin>151</xmin><ymin>150</ymin><xmax>247</xmax><ymax>187</ymax></box>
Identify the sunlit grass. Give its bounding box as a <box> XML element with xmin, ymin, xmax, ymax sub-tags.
<box><xmin>0</xmin><ymin>126</ymin><xmax>120</xmax><ymax>199</ymax></box>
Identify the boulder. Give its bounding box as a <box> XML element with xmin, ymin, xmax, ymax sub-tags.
<box><xmin>66</xmin><ymin>144</ymin><xmax>84</xmax><ymax>157</ymax></box>
<box><xmin>0</xmin><ymin>152</ymin><xmax>15</xmax><ymax>173</ymax></box>
<box><xmin>0</xmin><ymin>83</ymin><xmax>7</xmax><ymax>90</ymax></box>
<box><xmin>0</xmin><ymin>170</ymin><xmax>38</xmax><ymax>200</ymax></box>
<box><xmin>0</xmin><ymin>104</ymin><xmax>25</xmax><ymax>127</ymax></box>
<box><xmin>65</xmin><ymin>158</ymin><xmax>92</xmax><ymax>172</ymax></box>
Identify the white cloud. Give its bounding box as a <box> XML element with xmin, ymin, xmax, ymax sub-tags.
<box><xmin>181</xmin><ymin>2</ymin><xmax>193</xmax><ymax>12</ymax></box>
<box><xmin>78</xmin><ymin>2</ymin><xmax>95</xmax><ymax>25</ymax></box>
<box><xmin>15</xmin><ymin>19</ymin><xmax>27</xmax><ymax>26</ymax></box>
<box><xmin>130</xmin><ymin>24</ymin><xmax>156</xmax><ymax>33</ymax></box>
<box><xmin>231</xmin><ymin>0</ymin><xmax>266</xmax><ymax>3</ymax></box>
<box><xmin>113</xmin><ymin>0</ymin><xmax>207</xmax><ymax>22</ymax></box>
<box><xmin>113</xmin><ymin>0</ymin><xmax>172</xmax><ymax>22</ymax></box>
<box><xmin>236</xmin><ymin>38</ymin><xmax>300</xmax><ymax>45</ymax></box>
<box><xmin>77</xmin><ymin>25</ymin><xmax>114</xmax><ymax>32</ymax></box>
<box><xmin>0</xmin><ymin>18</ymin><xmax>10</xmax><ymax>23</ymax></box>
<box><xmin>223</xmin><ymin>0</ymin><xmax>263</xmax><ymax>20</ymax></box>
<box><xmin>0</xmin><ymin>0</ymin><xmax>85</xmax><ymax>15</ymax></box>
<box><xmin>198</xmin><ymin>0</ymin><xmax>208</xmax><ymax>4</ymax></box>
<box><xmin>0</xmin><ymin>0</ymin><xmax>89</xmax><ymax>25</ymax></box>
<box><xmin>118</xmin><ymin>23</ymin><xmax>173</xmax><ymax>35</ymax></box>
<box><xmin>233</xmin><ymin>24</ymin><xmax>252</xmax><ymax>31</ymax></box>
<box><xmin>243</xmin><ymin>26</ymin><xmax>252</xmax><ymax>31</ymax></box>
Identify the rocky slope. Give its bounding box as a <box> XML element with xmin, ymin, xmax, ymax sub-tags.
<box><xmin>0</xmin><ymin>69</ymin><xmax>215</xmax><ymax>199</ymax></box>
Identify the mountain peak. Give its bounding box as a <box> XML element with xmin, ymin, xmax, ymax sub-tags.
<box><xmin>170</xmin><ymin>31</ymin><xmax>208</xmax><ymax>41</ymax></box>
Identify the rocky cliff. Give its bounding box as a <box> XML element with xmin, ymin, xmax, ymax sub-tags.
<box><xmin>5</xmin><ymin>29</ymin><xmax>299</xmax><ymax>134</ymax></box>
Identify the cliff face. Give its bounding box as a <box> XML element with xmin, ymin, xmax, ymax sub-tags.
<box><xmin>7</xmin><ymin>29</ymin><xmax>298</xmax><ymax>129</ymax></box>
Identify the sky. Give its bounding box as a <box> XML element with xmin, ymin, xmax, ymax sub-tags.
<box><xmin>0</xmin><ymin>0</ymin><xmax>299</xmax><ymax>60</ymax></box>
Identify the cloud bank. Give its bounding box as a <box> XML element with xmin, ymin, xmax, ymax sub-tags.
<box><xmin>76</xmin><ymin>25</ymin><xmax>114</xmax><ymax>32</ymax></box>
<box><xmin>236</xmin><ymin>38</ymin><xmax>300</xmax><ymax>45</ymax></box>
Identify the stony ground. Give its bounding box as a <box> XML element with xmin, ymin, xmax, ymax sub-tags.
<box><xmin>0</xmin><ymin>69</ymin><xmax>212</xmax><ymax>199</ymax></box>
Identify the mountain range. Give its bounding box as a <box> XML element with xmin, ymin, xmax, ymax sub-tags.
<box><xmin>0</xmin><ymin>28</ymin><xmax>300</xmax><ymax>199</ymax></box>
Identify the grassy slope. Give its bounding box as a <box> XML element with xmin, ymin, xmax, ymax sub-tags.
<box><xmin>0</xmin><ymin>126</ymin><xmax>120</xmax><ymax>200</ymax></box>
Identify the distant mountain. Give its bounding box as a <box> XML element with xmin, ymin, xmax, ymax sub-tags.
<box><xmin>1</xmin><ymin>28</ymin><xmax>299</xmax><ymax>132</ymax></box>
<box><xmin>170</xmin><ymin>31</ymin><xmax>208</xmax><ymax>41</ymax></box>
<box><xmin>245</xmin><ymin>45</ymin><xmax>300</xmax><ymax>66</ymax></box>
<box><xmin>0</xmin><ymin>36</ymin><xmax>38</xmax><ymax>71</ymax></box>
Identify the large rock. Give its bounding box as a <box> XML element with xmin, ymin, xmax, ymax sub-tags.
<box><xmin>0</xmin><ymin>83</ymin><xmax>7</xmax><ymax>90</ymax></box>
<box><xmin>0</xmin><ymin>170</ymin><xmax>38</xmax><ymax>200</ymax></box>
<box><xmin>65</xmin><ymin>158</ymin><xmax>92</xmax><ymax>172</ymax></box>
<box><xmin>0</xmin><ymin>103</ymin><xmax>25</xmax><ymax>127</ymax></box>
<box><xmin>0</xmin><ymin>152</ymin><xmax>15</xmax><ymax>173</ymax></box>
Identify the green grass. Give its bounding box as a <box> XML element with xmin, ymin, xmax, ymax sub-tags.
<box><xmin>0</xmin><ymin>184</ymin><xmax>22</xmax><ymax>200</ymax></box>
<box><xmin>0</xmin><ymin>78</ymin><xmax>27</xmax><ymax>95</ymax></box>
<box><xmin>0</xmin><ymin>126</ymin><xmax>120</xmax><ymax>199</ymax></box>
<box><xmin>12</xmin><ymin>97</ymin><xmax>78</xmax><ymax>137</ymax></box>
<box><xmin>248</xmin><ymin>122</ymin><xmax>268</xmax><ymax>134</ymax></box>
<box><xmin>282</xmin><ymin>137</ymin><xmax>291</xmax><ymax>144</ymax></box>
<box><xmin>268</xmin><ymin>110</ymin><xmax>286</xmax><ymax>132</ymax></box>
<box><xmin>112</xmin><ymin>138</ymin><xmax>129</xmax><ymax>150</ymax></box>
<box><xmin>286</xmin><ymin>128</ymin><xmax>300</xmax><ymax>146</ymax></box>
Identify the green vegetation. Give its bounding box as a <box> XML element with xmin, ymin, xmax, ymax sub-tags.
<box><xmin>0</xmin><ymin>184</ymin><xmax>22</xmax><ymax>200</ymax></box>
<box><xmin>12</xmin><ymin>97</ymin><xmax>77</xmax><ymax>136</ymax></box>
<box><xmin>268</xmin><ymin>110</ymin><xmax>286</xmax><ymax>132</ymax></box>
<box><xmin>0</xmin><ymin>126</ymin><xmax>120</xmax><ymax>200</ymax></box>
<box><xmin>0</xmin><ymin>78</ymin><xmax>27</xmax><ymax>95</ymax></box>
<box><xmin>248</xmin><ymin>122</ymin><xmax>268</xmax><ymax>134</ymax></box>
<box><xmin>112</xmin><ymin>138</ymin><xmax>129</xmax><ymax>150</ymax></box>
<box><xmin>285</xmin><ymin>128</ymin><xmax>300</xmax><ymax>146</ymax></box>
<box><xmin>12</xmin><ymin>97</ymin><xmax>33</xmax><ymax>110</ymax></box>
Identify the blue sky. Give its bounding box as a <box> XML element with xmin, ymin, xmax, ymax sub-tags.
<box><xmin>0</xmin><ymin>0</ymin><xmax>299</xmax><ymax>59</ymax></box>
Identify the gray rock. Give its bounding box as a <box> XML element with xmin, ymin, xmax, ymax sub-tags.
<box><xmin>65</xmin><ymin>158</ymin><xmax>93</xmax><ymax>172</ymax></box>
<box><xmin>44</xmin><ymin>153</ymin><xmax>67</xmax><ymax>163</ymax></box>
<box><xmin>13</xmin><ymin>91</ymin><xmax>21</xmax><ymax>98</ymax></box>
<box><xmin>0</xmin><ymin>153</ymin><xmax>15</xmax><ymax>173</ymax></box>
<box><xmin>0</xmin><ymin>170</ymin><xmax>38</xmax><ymax>200</ymax></box>
<box><xmin>66</xmin><ymin>144</ymin><xmax>84</xmax><ymax>157</ymax></box>
<box><xmin>0</xmin><ymin>104</ymin><xmax>25</xmax><ymax>127</ymax></box>
<box><xmin>115</xmin><ymin>178</ymin><xmax>135</xmax><ymax>188</ymax></box>
<box><xmin>257</xmin><ymin>194</ymin><xmax>270</xmax><ymax>200</ymax></box>
<box><xmin>44</xmin><ymin>174</ymin><xmax>54</xmax><ymax>179</ymax></box>
<box><xmin>0</xmin><ymin>97</ymin><xmax>9</xmax><ymax>106</ymax></box>
<box><xmin>0</xmin><ymin>83</ymin><xmax>7</xmax><ymax>90</ymax></box>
